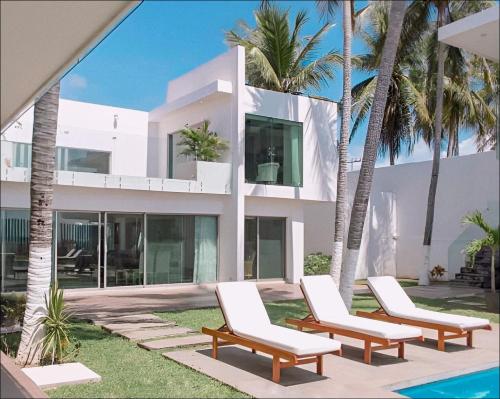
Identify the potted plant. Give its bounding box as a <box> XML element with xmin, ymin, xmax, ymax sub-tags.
<box><xmin>177</xmin><ymin>120</ymin><xmax>228</xmax><ymax>162</ymax></box>
<box><xmin>463</xmin><ymin>211</ymin><xmax>499</xmax><ymax>312</ymax></box>
<box><xmin>256</xmin><ymin>146</ymin><xmax>279</xmax><ymax>184</ymax></box>
<box><xmin>429</xmin><ymin>264</ymin><xmax>446</xmax><ymax>283</ymax></box>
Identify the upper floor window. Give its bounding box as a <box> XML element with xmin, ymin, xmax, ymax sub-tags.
<box><xmin>57</xmin><ymin>147</ymin><xmax>110</xmax><ymax>174</ymax></box>
<box><xmin>245</xmin><ymin>114</ymin><xmax>303</xmax><ymax>187</ymax></box>
<box><xmin>12</xmin><ymin>142</ymin><xmax>31</xmax><ymax>168</ymax></box>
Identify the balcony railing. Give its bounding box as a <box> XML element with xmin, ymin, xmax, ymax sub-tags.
<box><xmin>1</xmin><ymin>166</ymin><xmax>231</xmax><ymax>195</ymax></box>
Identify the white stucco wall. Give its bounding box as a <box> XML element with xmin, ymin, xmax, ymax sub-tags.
<box><xmin>348</xmin><ymin>151</ymin><xmax>499</xmax><ymax>280</ymax></box>
<box><xmin>1</xmin><ymin>99</ymin><xmax>149</xmax><ymax>177</ymax></box>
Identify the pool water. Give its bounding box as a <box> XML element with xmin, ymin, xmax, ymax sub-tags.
<box><xmin>397</xmin><ymin>367</ymin><xmax>499</xmax><ymax>399</ymax></box>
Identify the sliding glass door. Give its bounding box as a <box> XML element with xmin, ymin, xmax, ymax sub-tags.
<box><xmin>105</xmin><ymin>213</ymin><xmax>144</xmax><ymax>287</ymax></box>
<box><xmin>244</xmin><ymin>217</ymin><xmax>285</xmax><ymax>280</ymax></box>
<box><xmin>56</xmin><ymin>212</ymin><xmax>100</xmax><ymax>289</ymax></box>
<box><xmin>146</xmin><ymin>215</ymin><xmax>217</xmax><ymax>285</ymax></box>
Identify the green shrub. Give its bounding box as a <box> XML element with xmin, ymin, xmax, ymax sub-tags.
<box><xmin>0</xmin><ymin>293</ymin><xmax>26</xmax><ymax>327</ymax></box>
<box><xmin>304</xmin><ymin>252</ymin><xmax>332</xmax><ymax>276</ymax></box>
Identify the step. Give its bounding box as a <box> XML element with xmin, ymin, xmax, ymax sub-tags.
<box><xmin>102</xmin><ymin>321</ymin><xmax>175</xmax><ymax>333</ymax></box>
<box><xmin>93</xmin><ymin>314</ymin><xmax>165</xmax><ymax>326</ymax></box>
<box><xmin>115</xmin><ymin>326</ymin><xmax>194</xmax><ymax>341</ymax></box>
<box><xmin>460</xmin><ymin>267</ymin><xmax>489</xmax><ymax>275</ymax></box>
<box><xmin>140</xmin><ymin>334</ymin><xmax>212</xmax><ymax>351</ymax></box>
<box><xmin>454</xmin><ymin>274</ymin><xmax>487</xmax><ymax>281</ymax></box>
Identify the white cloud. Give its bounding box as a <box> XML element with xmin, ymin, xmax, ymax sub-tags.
<box><xmin>65</xmin><ymin>73</ymin><xmax>87</xmax><ymax>89</ymax></box>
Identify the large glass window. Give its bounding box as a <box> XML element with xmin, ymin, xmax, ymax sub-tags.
<box><xmin>105</xmin><ymin>214</ymin><xmax>144</xmax><ymax>287</ymax></box>
<box><xmin>146</xmin><ymin>215</ymin><xmax>217</xmax><ymax>284</ymax></box>
<box><xmin>244</xmin><ymin>217</ymin><xmax>285</xmax><ymax>280</ymax></box>
<box><xmin>57</xmin><ymin>147</ymin><xmax>110</xmax><ymax>174</ymax></box>
<box><xmin>1</xmin><ymin>209</ymin><xmax>30</xmax><ymax>292</ymax></box>
<box><xmin>245</xmin><ymin>114</ymin><xmax>303</xmax><ymax>187</ymax></box>
<box><xmin>12</xmin><ymin>143</ymin><xmax>31</xmax><ymax>168</ymax></box>
<box><xmin>56</xmin><ymin>212</ymin><xmax>99</xmax><ymax>289</ymax></box>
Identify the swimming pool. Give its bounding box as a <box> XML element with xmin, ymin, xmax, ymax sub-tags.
<box><xmin>397</xmin><ymin>367</ymin><xmax>499</xmax><ymax>398</ymax></box>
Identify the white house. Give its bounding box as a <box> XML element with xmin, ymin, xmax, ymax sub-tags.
<box><xmin>0</xmin><ymin>46</ymin><xmax>338</xmax><ymax>292</ymax></box>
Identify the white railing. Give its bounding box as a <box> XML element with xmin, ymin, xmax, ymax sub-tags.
<box><xmin>1</xmin><ymin>165</ymin><xmax>231</xmax><ymax>195</ymax></box>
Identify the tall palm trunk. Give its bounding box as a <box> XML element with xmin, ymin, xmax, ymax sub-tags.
<box><xmin>330</xmin><ymin>0</ymin><xmax>352</xmax><ymax>285</ymax></box>
<box><xmin>339</xmin><ymin>0</ymin><xmax>408</xmax><ymax>310</ymax></box>
<box><xmin>420</xmin><ymin>3</ymin><xmax>446</xmax><ymax>286</ymax></box>
<box><xmin>16</xmin><ymin>83</ymin><xmax>60</xmax><ymax>365</ymax></box>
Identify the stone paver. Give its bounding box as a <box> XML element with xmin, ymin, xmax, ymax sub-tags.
<box><xmin>141</xmin><ymin>334</ymin><xmax>212</xmax><ymax>350</ymax></box>
<box><xmin>92</xmin><ymin>313</ymin><xmax>166</xmax><ymax>326</ymax></box>
<box><xmin>22</xmin><ymin>362</ymin><xmax>101</xmax><ymax>390</ymax></box>
<box><xmin>115</xmin><ymin>326</ymin><xmax>194</xmax><ymax>341</ymax></box>
<box><xmin>164</xmin><ymin>325</ymin><xmax>499</xmax><ymax>398</ymax></box>
<box><xmin>101</xmin><ymin>321</ymin><xmax>175</xmax><ymax>332</ymax></box>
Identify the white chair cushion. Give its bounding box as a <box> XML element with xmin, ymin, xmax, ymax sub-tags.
<box><xmin>321</xmin><ymin>315</ymin><xmax>422</xmax><ymax>340</ymax></box>
<box><xmin>216</xmin><ymin>282</ymin><xmax>270</xmax><ymax>332</ymax></box>
<box><xmin>367</xmin><ymin>276</ymin><xmax>416</xmax><ymax>314</ymax></box>
<box><xmin>390</xmin><ymin>308</ymin><xmax>490</xmax><ymax>330</ymax></box>
<box><xmin>301</xmin><ymin>275</ymin><xmax>349</xmax><ymax>320</ymax></box>
<box><xmin>235</xmin><ymin>324</ymin><xmax>341</xmax><ymax>356</ymax></box>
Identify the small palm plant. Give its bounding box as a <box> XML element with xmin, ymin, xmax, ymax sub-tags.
<box><xmin>178</xmin><ymin>120</ymin><xmax>229</xmax><ymax>162</ymax></box>
<box><xmin>38</xmin><ymin>282</ymin><xmax>72</xmax><ymax>364</ymax></box>
<box><xmin>463</xmin><ymin>211</ymin><xmax>499</xmax><ymax>293</ymax></box>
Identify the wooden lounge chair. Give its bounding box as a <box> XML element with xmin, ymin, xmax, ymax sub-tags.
<box><xmin>286</xmin><ymin>275</ymin><xmax>424</xmax><ymax>364</ymax></box>
<box><xmin>357</xmin><ymin>276</ymin><xmax>492</xmax><ymax>351</ymax></box>
<box><xmin>202</xmin><ymin>282</ymin><xmax>342</xmax><ymax>383</ymax></box>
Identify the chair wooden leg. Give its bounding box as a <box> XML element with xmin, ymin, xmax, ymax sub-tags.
<box><xmin>437</xmin><ymin>330</ymin><xmax>445</xmax><ymax>351</ymax></box>
<box><xmin>398</xmin><ymin>342</ymin><xmax>405</xmax><ymax>359</ymax></box>
<box><xmin>212</xmin><ymin>337</ymin><xmax>218</xmax><ymax>359</ymax></box>
<box><xmin>329</xmin><ymin>332</ymin><xmax>334</xmax><ymax>339</ymax></box>
<box><xmin>364</xmin><ymin>340</ymin><xmax>372</xmax><ymax>364</ymax></box>
<box><xmin>467</xmin><ymin>331</ymin><xmax>473</xmax><ymax>347</ymax></box>
<box><xmin>316</xmin><ymin>355</ymin><xmax>323</xmax><ymax>376</ymax></box>
<box><xmin>252</xmin><ymin>349</ymin><xmax>257</xmax><ymax>354</ymax></box>
<box><xmin>272</xmin><ymin>356</ymin><xmax>281</xmax><ymax>383</ymax></box>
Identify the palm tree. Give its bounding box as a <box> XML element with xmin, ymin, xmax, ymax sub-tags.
<box><xmin>316</xmin><ymin>0</ymin><xmax>354</xmax><ymax>285</ymax></box>
<box><xmin>226</xmin><ymin>5</ymin><xmax>341</xmax><ymax>94</ymax></box>
<box><xmin>178</xmin><ymin>120</ymin><xmax>229</xmax><ymax>162</ymax></box>
<box><xmin>463</xmin><ymin>211</ymin><xmax>499</xmax><ymax>293</ymax></box>
<box><xmin>350</xmin><ymin>1</ymin><xmax>432</xmax><ymax>165</ymax></box>
<box><xmin>16</xmin><ymin>83</ymin><xmax>60</xmax><ymax>365</ymax></box>
<box><xmin>339</xmin><ymin>0</ymin><xmax>408</xmax><ymax>310</ymax></box>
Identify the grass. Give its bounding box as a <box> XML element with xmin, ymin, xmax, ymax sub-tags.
<box><xmin>2</xmin><ymin>292</ymin><xmax>496</xmax><ymax>398</ymax></box>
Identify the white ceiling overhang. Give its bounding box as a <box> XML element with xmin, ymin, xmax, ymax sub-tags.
<box><xmin>438</xmin><ymin>6</ymin><xmax>499</xmax><ymax>62</ymax></box>
<box><xmin>1</xmin><ymin>0</ymin><xmax>141</xmax><ymax>132</ymax></box>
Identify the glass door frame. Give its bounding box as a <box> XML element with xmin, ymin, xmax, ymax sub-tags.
<box><xmin>54</xmin><ymin>210</ymin><xmax>102</xmax><ymax>290</ymax></box>
<box><xmin>244</xmin><ymin>216</ymin><xmax>286</xmax><ymax>281</ymax></box>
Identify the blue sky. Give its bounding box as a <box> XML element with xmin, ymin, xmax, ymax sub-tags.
<box><xmin>60</xmin><ymin>0</ymin><xmax>475</xmax><ymax>166</ymax></box>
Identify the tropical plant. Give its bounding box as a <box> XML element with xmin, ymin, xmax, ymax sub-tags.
<box><xmin>37</xmin><ymin>282</ymin><xmax>72</xmax><ymax>364</ymax></box>
<box><xmin>177</xmin><ymin>120</ymin><xmax>229</xmax><ymax>162</ymax></box>
<box><xmin>350</xmin><ymin>1</ymin><xmax>431</xmax><ymax>165</ymax></box>
<box><xmin>16</xmin><ymin>82</ymin><xmax>60</xmax><ymax>366</ymax></box>
<box><xmin>226</xmin><ymin>4</ymin><xmax>342</xmax><ymax>93</ymax></box>
<box><xmin>304</xmin><ymin>252</ymin><xmax>332</xmax><ymax>276</ymax></box>
<box><xmin>463</xmin><ymin>211</ymin><xmax>500</xmax><ymax>293</ymax></box>
<box><xmin>339</xmin><ymin>0</ymin><xmax>408</xmax><ymax>310</ymax></box>
<box><xmin>0</xmin><ymin>292</ymin><xmax>26</xmax><ymax>327</ymax></box>
<box><xmin>429</xmin><ymin>264</ymin><xmax>446</xmax><ymax>281</ymax></box>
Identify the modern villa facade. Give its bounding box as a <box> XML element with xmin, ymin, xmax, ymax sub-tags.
<box><xmin>0</xmin><ymin>46</ymin><xmax>338</xmax><ymax>292</ymax></box>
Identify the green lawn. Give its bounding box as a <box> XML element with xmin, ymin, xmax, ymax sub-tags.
<box><xmin>156</xmin><ymin>294</ymin><xmax>499</xmax><ymax>332</ymax></box>
<box><xmin>2</xmin><ymin>293</ymin><xmax>496</xmax><ymax>399</ymax></box>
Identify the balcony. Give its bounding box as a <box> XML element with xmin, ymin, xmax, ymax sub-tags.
<box><xmin>0</xmin><ymin>166</ymin><xmax>231</xmax><ymax>195</ymax></box>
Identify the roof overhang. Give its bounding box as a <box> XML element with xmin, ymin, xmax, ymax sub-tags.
<box><xmin>438</xmin><ymin>6</ymin><xmax>499</xmax><ymax>61</ymax></box>
<box><xmin>1</xmin><ymin>0</ymin><xmax>141</xmax><ymax>132</ymax></box>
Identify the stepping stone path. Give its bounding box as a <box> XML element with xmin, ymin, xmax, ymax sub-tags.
<box><xmin>88</xmin><ymin>312</ymin><xmax>214</xmax><ymax>353</ymax></box>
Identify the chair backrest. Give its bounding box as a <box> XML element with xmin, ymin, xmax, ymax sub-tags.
<box><xmin>70</xmin><ymin>249</ymin><xmax>83</xmax><ymax>258</ymax></box>
<box><xmin>216</xmin><ymin>282</ymin><xmax>271</xmax><ymax>333</ymax></box>
<box><xmin>367</xmin><ymin>276</ymin><xmax>415</xmax><ymax>315</ymax></box>
<box><xmin>301</xmin><ymin>275</ymin><xmax>349</xmax><ymax>321</ymax></box>
<box><xmin>64</xmin><ymin>248</ymin><xmax>76</xmax><ymax>258</ymax></box>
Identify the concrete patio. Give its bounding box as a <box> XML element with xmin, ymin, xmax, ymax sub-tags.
<box><xmin>165</xmin><ymin>325</ymin><xmax>499</xmax><ymax>398</ymax></box>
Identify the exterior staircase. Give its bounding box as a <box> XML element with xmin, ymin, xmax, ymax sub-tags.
<box><xmin>450</xmin><ymin>247</ymin><xmax>499</xmax><ymax>288</ymax></box>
